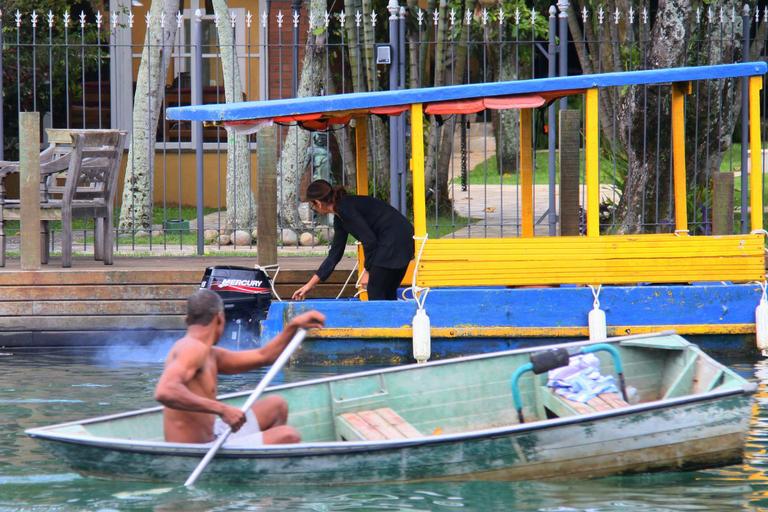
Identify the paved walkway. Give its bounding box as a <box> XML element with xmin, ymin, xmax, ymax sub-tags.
<box><xmin>448</xmin><ymin>184</ymin><xmax>620</xmax><ymax>237</ymax></box>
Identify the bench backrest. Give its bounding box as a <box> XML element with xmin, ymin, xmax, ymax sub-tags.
<box><xmin>413</xmin><ymin>234</ymin><xmax>765</xmax><ymax>287</ymax></box>
<box><xmin>47</xmin><ymin>131</ymin><xmax>127</xmax><ymax>206</ymax></box>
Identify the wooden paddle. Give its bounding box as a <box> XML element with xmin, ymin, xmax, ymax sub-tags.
<box><xmin>184</xmin><ymin>327</ymin><xmax>307</xmax><ymax>487</ymax></box>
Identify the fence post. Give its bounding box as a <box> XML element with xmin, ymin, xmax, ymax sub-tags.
<box><xmin>740</xmin><ymin>4</ymin><xmax>751</xmax><ymax>234</ymax></box>
<box><xmin>547</xmin><ymin>5</ymin><xmax>557</xmax><ymax>236</ymax></box>
<box><xmin>388</xmin><ymin>0</ymin><xmax>400</xmax><ymax>211</ymax></box>
<box><xmin>19</xmin><ymin>112</ymin><xmax>41</xmax><ymax>270</ymax></box>
<box><xmin>257</xmin><ymin>125</ymin><xmax>278</xmax><ymax>265</ymax></box>
<box><xmin>559</xmin><ymin>110</ymin><xmax>581</xmax><ymax>235</ymax></box>
<box><xmin>192</xmin><ymin>9</ymin><xmax>205</xmax><ymax>255</ymax></box>
<box><xmin>398</xmin><ymin>6</ymin><xmax>407</xmax><ymax>213</ymax></box>
<box><xmin>0</xmin><ymin>10</ymin><xmax>4</xmax><ymax>161</ymax></box>
<box><xmin>712</xmin><ymin>172</ymin><xmax>734</xmax><ymax>235</ymax></box>
<box><xmin>109</xmin><ymin>0</ymin><xmax>133</xmax><ymax>139</ymax></box>
<box><xmin>291</xmin><ymin>0</ymin><xmax>300</xmax><ymax>97</ymax></box>
<box><xmin>557</xmin><ymin>0</ymin><xmax>569</xmax><ymax>109</ymax></box>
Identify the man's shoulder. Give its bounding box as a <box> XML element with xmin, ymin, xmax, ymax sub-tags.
<box><xmin>169</xmin><ymin>336</ymin><xmax>210</xmax><ymax>360</ymax></box>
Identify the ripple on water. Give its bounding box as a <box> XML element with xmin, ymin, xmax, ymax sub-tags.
<box><xmin>0</xmin><ymin>399</ymin><xmax>84</xmax><ymax>404</ymax></box>
<box><xmin>3</xmin><ymin>347</ymin><xmax>768</xmax><ymax>511</ymax></box>
<box><xmin>0</xmin><ymin>473</ymin><xmax>82</xmax><ymax>485</ymax></box>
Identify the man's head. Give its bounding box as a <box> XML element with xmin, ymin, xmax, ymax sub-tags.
<box><xmin>186</xmin><ymin>289</ymin><xmax>225</xmax><ymax>340</ymax></box>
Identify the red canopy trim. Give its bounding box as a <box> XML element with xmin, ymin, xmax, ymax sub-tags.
<box><xmin>272</xmin><ymin>113</ymin><xmax>323</xmax><ymax>123</ymax></box>
<box><xmin>425</xmin><ymin>99</ymin><xmax>485</xmax><ymax>115</ymax></box>
<box><xmin>298</xmin><ymin>115</ymin><xmax>352</xmax><ymax>131</ymax></box>
<box><xmin>539</xmin><ymin>89</ymin><xmax>586</xmax><ymax>101</ymax></box>
<box><xmin>222</xmin><ymin>91</ymin><xmax>588</xmax><ymax>132</ymax></box>
<box><xmin>484</xmin><ymin>95</ymin><xmax>545</xmax><ymax>109</ymax></box>
<box><xmin>369</xmin><ymin>105</ymin><xmax>410</xmax><ymax>115</ymax></box>
<box><xmin>423</xmin><ymin>90</ymin><xmax>588</xmax><ymax>115</ymax></box>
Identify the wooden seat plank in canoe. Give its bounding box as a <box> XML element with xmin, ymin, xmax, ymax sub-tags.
<box><xmin>540</xmin><ymin>389</ymin><xmax>630</xmax><ymax>418</ymax></box>
<box><xmin>336</xmin><ymin>407</ymin><xmax>421</xmax><ymax>441</ymax></box>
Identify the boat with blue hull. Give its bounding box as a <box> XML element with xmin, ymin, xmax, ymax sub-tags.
<box><xmin>260</xmin><ymin>283</ymin><xmax>764</xmax><ymax>365</ymax></box>
<box><xmin>168</xmin><ymin>63</ymin><xmax>768</xmax><ymax>365</ymax></box>
<box><xmin>26</xmin><ymin>333</ymin><xmax>755</xmax><ymax>484</ymax></box>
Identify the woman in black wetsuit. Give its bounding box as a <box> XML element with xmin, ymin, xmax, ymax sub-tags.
<box><xmin>291</xmin><ymin>180</ymin><xmax>414</xmax><ymax>301</ymax></box>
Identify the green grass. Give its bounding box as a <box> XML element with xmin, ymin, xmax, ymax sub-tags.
<box><xmin>2</xmin><ymin>204</ymin><xmax>219</xmax><ymax>236</ymax></box>
<box><xmin>425</xmin><ymin>212</ymin><xmax>476</xmax><ymax>238</ymax></box>
<box><xmin>454</xmin><ymin>144</ymin><xmax>751</xmax><ymax>187</ymax></box>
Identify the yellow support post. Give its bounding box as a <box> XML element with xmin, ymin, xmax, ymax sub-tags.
<box><xmin>749</xmin><ymin>75</ymin><xmax>764</xmax><ymax>232</ymax></box>
<box><xmin>354</xmin><ymin>117</ymin><xmax>370</xmax><ymax>300</ymax></box>
<box><xmin>520</xmin><ymin>109</ymin><xmax>534</xmax><ymax>237</ymax></box>
<box><xmin>354</xmin><ymin>117</ymin><xmax>369</xmax><ymax>195</ymax></box>
<box><xmin>411</xmin><ymin>104</ymin><xmax>427</xmax><ymax>238</ymax></box>
<box><xmin>671</xmin><ymin>82</ymin><xmax>691</xmax><ymax>233</ymax></box>
<box><xmin>585</xmin><ymin>88</ymin><xmax>600</xmax><ymax>237</ymax></box>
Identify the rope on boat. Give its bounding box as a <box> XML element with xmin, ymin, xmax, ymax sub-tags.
<box><xmin>402</xmin><ymin>234</ymin><xmax>431</xmax><ymax>309</ymax></box>
<box><xmin>336</xmin><ymin>258</ymin><xmax>360</xmax><ymax>300</ymax></box>
<box><xmin>257</xmin><ymin>264</ymin><xmax>283</xmax><ymax>302</ymax></box>
<box><xmin>408</xmin><ymin>235</ymin><xmax>431</xmax><ymax>363</ymax></box>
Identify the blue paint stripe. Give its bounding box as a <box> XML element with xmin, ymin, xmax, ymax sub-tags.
<box><xmin>167</xmin><ymin>63</ymin><xmax>767</xmax><ymax>121</ymax></box>
<box><xmin>262</xmin><ymin>284</ymin><xmax>763</xmax><ymax>333</ymax></box>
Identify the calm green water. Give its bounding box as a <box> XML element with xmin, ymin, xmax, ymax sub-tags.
<box><xmin>3</xmin><ymin>344</ymin><xmax>768</xmax><ymax>511</ymax></box>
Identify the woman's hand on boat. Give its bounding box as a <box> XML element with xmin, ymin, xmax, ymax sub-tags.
<box><xmin>218</xmin><ymin>404</ymin><xmax>246</xmax><ymax>432</ymax></box>
<box><xmin>292</xmin><ymin>275</ymin><xmax>321</xmax><ymax>301</ymax></box>
<box><xmin>292</xmin><ymin>283</ymin><xmax>312</xmax><ymax>301</ymax></box>
<box><xmin>288</xmin><ymin>310</ymin><xmax>326</xmax><ymax>330</ymax></box>
<box><xmin>358</xmin><ymin>270</ymin><xmax>369</xmax><ymax>289</ymax></box>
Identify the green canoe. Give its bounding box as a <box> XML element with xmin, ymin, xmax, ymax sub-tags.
<box><xmin>26</xmin><ymin>333</ymin><xmax>755</xmax><ymax>484</ymax></box>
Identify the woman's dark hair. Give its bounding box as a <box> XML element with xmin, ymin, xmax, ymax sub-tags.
<box><xmin>305</xmin><ymin>179</ymin><xmax>346</xmax><ymax>206</ymax></box>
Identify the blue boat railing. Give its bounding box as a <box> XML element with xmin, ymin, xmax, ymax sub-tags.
<box><xmin>510</xmin><ymin>343</ymin><xmax>628</xmax><ymax>423</ymax></box>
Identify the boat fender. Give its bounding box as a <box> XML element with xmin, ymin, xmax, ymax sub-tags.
<box><xmin>588</xmin><ymin>285</ymin><xmax>607</xmax><ymax>341</ymax></box>
<box><xmin>410</xmin><ymin>235</ymin><xmax>431</xmax><ymax>363</ymax></box>
<box><xmin>412</xmin><ymin>308</ymin><xmax>431</xmax><ymax>364</ymax></box>
<box><xmin>756</xmin><ymin>282</ymin><xmax>768</xmax><ymax>355</ymax></box>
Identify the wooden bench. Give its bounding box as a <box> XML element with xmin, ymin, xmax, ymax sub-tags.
<box><xmin>336</xmin><ymin>408</ymin><xmax>421</xmax><ymax>441</ymax></box>
<box><xmin>413</xmin><ymin>234</ymin><xmax>765</xmax><ymax>287</ymax></box>
<box><xmin>0</xmin><ymin>129</ymin><xmax>126</xmax><ymax>267</ymax></box>
<box><xmin>540</xmin><ymin>389</ymin><xmax>630</xmax><ymax>418</ymax></box>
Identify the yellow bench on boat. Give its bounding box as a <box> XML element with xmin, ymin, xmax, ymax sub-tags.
<box><xmin>336</xmin><ymin>408</ymin><xmax>421</xmax><ymax>441</ymax></box>
<box><xmin>414</xmin><ymin>234</ymin><xmax>765</xmax><ymax>287</ymax></box>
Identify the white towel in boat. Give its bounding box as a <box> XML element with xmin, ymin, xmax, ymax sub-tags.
<box><xmin>547</xmin><ymin>354</ymin><xmax>619</xmax><ymax>403</ymax></box>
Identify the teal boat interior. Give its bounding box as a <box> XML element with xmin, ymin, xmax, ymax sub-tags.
<box><xmin>33</xmin><ymin>333</ymin><xmax>752</xmax><ymax>446</ymax></box>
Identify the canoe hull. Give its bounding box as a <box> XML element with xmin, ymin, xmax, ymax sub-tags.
<box><xmin>34</xmin><ymin>392</ymin><xmax>751</xmax><ymax>484</ymax></box>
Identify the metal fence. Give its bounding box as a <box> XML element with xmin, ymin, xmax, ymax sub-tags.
<box><xmin>1</xmin><ymin>2</ymin><xmax>767</xmax><ymax>258</ymax></box>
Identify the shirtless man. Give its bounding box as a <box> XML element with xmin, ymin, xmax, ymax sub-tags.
<box><xmin>154</xmin><ymin>289</ymin><xmax>325</xmax><ymax>445</ymax></box>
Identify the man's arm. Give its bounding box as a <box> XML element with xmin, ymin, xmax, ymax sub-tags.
<box><xmin>215</xmin><ymin>310</ymin><xmax>325</xmax><ymax>374</ymax></box>
<box><xmin>154</xmin><ymin>341</ymin><xmax>241</xmax><ymax>424</ymax></box>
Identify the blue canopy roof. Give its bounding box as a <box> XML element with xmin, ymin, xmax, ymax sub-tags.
<box><xmin>167</xmin><ymin>62</ymin><xmax>768</xmax><ymax>122</ymax></box>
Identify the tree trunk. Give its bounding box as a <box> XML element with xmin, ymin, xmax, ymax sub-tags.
<box><xmin>342</xmin><ymin>0</ymin><xmax>388</xmax><ymax>198</ymax></box>
<box><xmin>424</xmin><ymin>0</ymin><xmax>448</xmax><ymax>190</ymax></box>
<box><xmin>325</xmin><ymin>77</ymin><xmax>357</xmax><ymax>188</ymax></box>
<box><xmin>433</xmin><ymin>0</ymin><xmax>475</xmax><ymax>216</ymax></box>
<box><xmin>118</xmin><ymin>0</ymin><xmax>180</xmax><ymax>231</ymax></box>
<box><xmin>614</xmin><ymin>0</ymin><xmax>693</xmax><ymax>233</ymax></box>
<box><xmin>490</xmin><ymin>49</ymin><xmax>519</xmax><ymax>175</ymax></box>
<box><xmin>212</xmin><ymin>0</ymin><xmax>257</xmax><ymax>231</ymax></box>
<box><xmin>275</xmin><ymin>0</ymin><xmax>327</xmax><ymax>230</ymax></box>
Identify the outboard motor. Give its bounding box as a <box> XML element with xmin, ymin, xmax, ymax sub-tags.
<box><xmin>200</xmin><ymin>266</ymin><xmax>272</xmax><ymax>345</ymax></box>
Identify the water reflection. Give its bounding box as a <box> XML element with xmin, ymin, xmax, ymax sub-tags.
<box><xmin>2</xmin><ymin>347</ymin><xmax>768</xmax><ymax>511</ymax></box>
